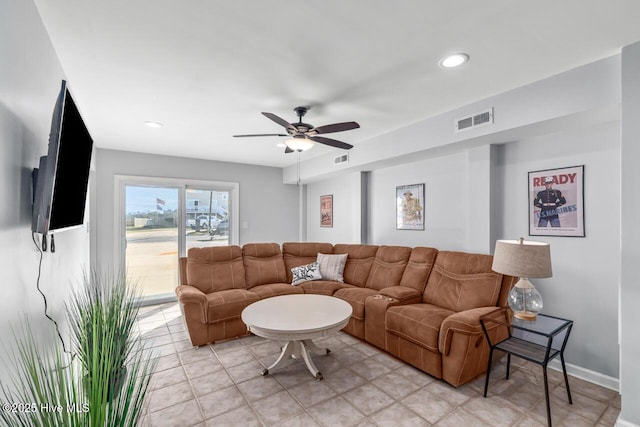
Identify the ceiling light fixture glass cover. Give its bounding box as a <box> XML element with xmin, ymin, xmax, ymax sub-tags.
<box><xmin>439</xmin><ymin>53</ymin><xmax>469</xmax><ymax>68</ymax></box>
<box><xmin>285</xmin><ymin>136</ymin><xmax>313</xmax><ymax>151</ymax></box>
<box><xmin>144</xmin><ymin>121</ymin><xmax>163</xmax><ymax>128</ymax></box>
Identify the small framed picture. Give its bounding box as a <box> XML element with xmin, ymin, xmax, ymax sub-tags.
<box><xmin>396</xmin><ymin>184</ymin><xmax>425</xmax><ymax>230</ymax></box>
<box><xmin>528</xmin><ymin>165</ymin><xmax>585</xmax><ymax>237</ymax></box>
<box><xmin>320</xmin><ymin>195</ymin><xmax>333</xmax><ymax>227</ymax></box>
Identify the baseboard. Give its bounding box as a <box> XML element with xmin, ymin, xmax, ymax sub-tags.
<box><xmin>135</xmin><ymin>293</ymin><xmax>178</xmax><ymax>307</ymax></box>
<box><xmin>616</xmin><ymin>417</ymin><xmax>640</xmax><ymax>427</ymax></box>
<box><xmin>548</xmin><ymin>359</ymin><xmax>619</xmax><ymax>391</ymax></box>
<box><xmin>548</xmin><ymin>359</ymin><xmax>638</xmax><ymax>425</ymax></box>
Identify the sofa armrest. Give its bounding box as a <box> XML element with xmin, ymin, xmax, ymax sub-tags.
<box><xmin>378</xmin><ymin>286</ymin><xmax>422</xmax><ymax>302</ymax></box>
<box><xmin>175</xmin><ymin>285</ymin><xmax>208</xmax><ymax>323</ymax></box>
<box><xmin>438</xmin><ymin>306</ymin><xmax>507</xmax><ymax>356</ymax></box>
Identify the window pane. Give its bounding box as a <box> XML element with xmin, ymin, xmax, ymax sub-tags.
<box><xmin>125</xmin><ymin>185</ymin><xmax>179</xmax><ymax>298</ymax></box>
<box><xmin>186</xmin><ymin>188</ymin><xmax>230</xmax><ymax>250</ymax></box>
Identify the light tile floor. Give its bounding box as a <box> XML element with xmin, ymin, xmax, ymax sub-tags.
<box><xmin>136</xmin><ymin>303</ymin><xmax>621</xmax><ymax>427</ymax></box>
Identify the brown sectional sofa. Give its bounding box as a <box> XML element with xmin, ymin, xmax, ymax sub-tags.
<box><xmin>175</xmin><ymin>242</ymin><xmax>515</xmax><ymax>387</ymax></box>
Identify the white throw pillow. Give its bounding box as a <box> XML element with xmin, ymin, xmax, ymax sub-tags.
<box><xmin>291</xmin><ymin>262</ymin><xmax>322</xmax><ymax>286</ymax></box>
<box><xmin>316</xmin><ymin>253</ymin><xmax>348</xmax><ymax>283</ymax></box>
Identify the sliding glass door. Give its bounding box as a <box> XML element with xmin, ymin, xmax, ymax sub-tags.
<box><xmin>185</xmin><ymin>188</ymin><xmax>230</xmax><ymax>251</ymax></box>
<box><xmin>125</xmin><ymin>185</ymin><xmax>180</xmax><ymax>298</ymax></box>
<box><xmin>116</xmin><ymin>176</ymin><xmax>239</xmax><ymax>304</ymax></box>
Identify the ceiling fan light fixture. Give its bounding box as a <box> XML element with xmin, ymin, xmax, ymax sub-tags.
<box><xmin>439</xmin><ymin>53</ymin><xmax>469</xmax><ymax>68</ymax></box>
<box><xmin>285</xmin><ymin>136</ymin><xmax>314</xmax><ymax>151</ymax></box>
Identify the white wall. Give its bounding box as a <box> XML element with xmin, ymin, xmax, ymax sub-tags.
<box><xmin>305</xmin><ymin>120</ymin><xmax>622</xmax><ymax>385</ymax></box>
<box><xmin>368</xmin><ymin>151</ymin><xmax>470</xmax><ymax>250</ymax></box>
<box><xmin>305</xmin><ymin>172</ymin><xmax>363</xmax><ymax>244</ymax></box>
<box><xmin>285</xmin><ymin>55</ymin><xmax>620</xmax><ymax>184</ymax></box>
<box><xmin>302</xmin><ymin>56</ymin><xmax>625</xmax><ymax>392</ymax></box>
<box><xmin>94</xmin><ymin>149</ymin><xmax>300</xmax><ymax>269</ymax></box>
<box><xmin>620</xmin><ymin>41</ymin><xmax>640</xmax><ymax>427</ymax></box>
<box><xmin>494</xmin><ymin>121</ymin><xmax>620</xmax><ymax>380</ymax></box>
<box><xmin>0</xmin><ymin>0</ymin><xmax>90</xmax><ymax>383</ymax></box>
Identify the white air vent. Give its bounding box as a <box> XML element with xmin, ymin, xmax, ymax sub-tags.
<box><xmin>455</xmin><ymin>107</ymin><xmax>494</xmax><ymax>133</ymax></box>
<box><xmin>457</xmin><ymin>117</ymin><xmax>473</xmax><ymax>131</ymax></box>
<box><xmin>334</xmin><ymin>153</ymin><xmax>349</xmax><ymax>165</ymax></box>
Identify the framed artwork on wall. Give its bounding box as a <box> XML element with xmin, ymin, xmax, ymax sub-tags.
<box><xmin>528</xmin><ymin>165</ymin><xmax>585</xmax><ymax>237</ymax></box>
<box><xmin>396</xmin><ymin>183</ymin><xmax>425</xmax><ymax>230</ymax></box>
<box><xmin>320</xmin><ymin>194</ymin><xmax>333</xmax><ymax>227</ymax></box>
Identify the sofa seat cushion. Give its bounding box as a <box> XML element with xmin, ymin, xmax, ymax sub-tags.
<box><xmin>206</xmin><ymin>289</ymin><xmax>260</xmax><ymax>324</ymax></box>
<box><xmin>334</xmin><ymin>287</ymin><xmax>379</xmax><ymax>320</ymax></box>
<box><xmin>386</xmin><ymin>303</ymin><xmax>455</xmax><ymax>353</ymax></box>
<box><xmin>299</xmin><ymin>280</ymin><xmax>355</xmax><ymax>296</ymax></box>
<box><xmin>378</xmin><ymin>286</ymin><xmax>422</xmax><ymax>302</ymax></box>
<box><xmin>249</xmin><ymin>283</ymin><xmax>304</xmax><ymax>299</ymax></box>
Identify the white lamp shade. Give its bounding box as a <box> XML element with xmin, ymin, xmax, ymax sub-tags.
<box><xmin>492</xmin><ymin>239</ymin><xmax>552</xmax><ymax>278</ymax></box>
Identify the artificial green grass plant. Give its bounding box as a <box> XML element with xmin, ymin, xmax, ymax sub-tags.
<box><xmin>1</xmin><ymin>271</ymin><xmax>156</xmax><ymax>426</ymax></box>
<box><xmin>67</xmin><ymin>270</ymin><xmax>156</xmax><ymax>426</ymax></box>
<box><xmin>1</xmin><ymin>321</ymin><xmax>85</xmax><ymax>427</ymax></box>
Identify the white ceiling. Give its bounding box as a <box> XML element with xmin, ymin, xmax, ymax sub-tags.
<box><xmin>33</xmin><ymin>1</ymin><xmax>640</xmax><ymax>168</ymax></box>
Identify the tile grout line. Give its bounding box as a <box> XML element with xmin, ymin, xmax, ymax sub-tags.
<box><xmin>141</xmin><ymin>303</ymin><xmax>622</xmax><ymax>427</ymax></box>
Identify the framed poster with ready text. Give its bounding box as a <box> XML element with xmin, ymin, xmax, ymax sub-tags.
<box><xmin>529</xmin><ymin>165</ymin><xmax>584</xmax><ymax>237</ymax></box>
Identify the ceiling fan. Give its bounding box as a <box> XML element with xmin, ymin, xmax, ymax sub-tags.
<box><xmin>233</xmin><ymin>106</ymin><xmax>359</xmax><ymax>153</ymax></box>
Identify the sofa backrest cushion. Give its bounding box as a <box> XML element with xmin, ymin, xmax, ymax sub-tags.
<box><xmin>186</xmin><ymin>246</ymin><xmax>246</xmax><ymax>293</ymax></box>
<box><xmin>399</xmin><ymin>247</ymin><xmax>439</xmax><ymax>293</ymax></box>
<box><xmin>422</xmin><ymin>251</ymin><xmax>503</xmax><ymax>312</ymax></box>
<box><xmin>365</xmin><ymin>246</ymin><xmax>412</xmax><ymax>291</ymax></box>
<box><xmin>242</xmin><ymin>243</ymin><xmax>288</xmax><ymax>288</ymax></box>
<box><xmin>333</xmin><ymin>244</ymin><xmax>379</xmax><ymax>287</ymax></box>
<box><xmin>282</xmin><ymin>242</ymin><xmax>334</xmax><ymax>283</ymax></box>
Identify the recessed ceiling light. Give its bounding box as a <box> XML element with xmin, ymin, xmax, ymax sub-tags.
<box><xmin>144</xmin><ymin>121</ymin><xmax>163</xmax><ymax>128</ymax></box>
<box><xmin>439</xmin><ymin>53</ymin><xmax>469</xmax><ymax>69</ymax></box>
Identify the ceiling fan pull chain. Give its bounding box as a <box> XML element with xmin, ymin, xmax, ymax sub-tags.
<box><xmin>297</xmin><ymin>151</ymin><xmax>301</xmax><ymax>186</ymax></box>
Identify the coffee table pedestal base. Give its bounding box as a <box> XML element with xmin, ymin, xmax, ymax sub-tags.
<box><xmin>261</xmin><ymin>339</ymin><xmax>330</xmax><ymax>380</ymax></box>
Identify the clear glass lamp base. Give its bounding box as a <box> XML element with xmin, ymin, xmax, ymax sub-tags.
<box><xmin>508</xmin><ymin>285</ymin><xmax>543</xmax><ymax>321</ymax></box>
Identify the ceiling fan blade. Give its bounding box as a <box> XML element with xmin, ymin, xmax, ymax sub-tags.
<box><xmin>309</xmin><ymin>136</ymin><xmax>353</xmax><ymax>150</ymax></box>
<box><xmin>233</xmin><ymin>133</ymin><xmax>288</xmax><ymax>137</ymax></box>
<box><xmin>262</xmin><ymin>112</ymin><xmax>297</xmax><ymax>132</ymax></box>
<box><xmin>284</xmin><ymin>146</ymin><xmax>294</xmax><ymax>154</ymax></box>
<box><xmin>312</xmin><ymin>121</ymin><xmax>360</xmax><ymax>134</ymax></box>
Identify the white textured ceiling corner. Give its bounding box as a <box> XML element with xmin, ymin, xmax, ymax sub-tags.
<box><xmin>34</xmin><ymin>0</ymin><xmax>640</xmax><ymax>168</ymax></box>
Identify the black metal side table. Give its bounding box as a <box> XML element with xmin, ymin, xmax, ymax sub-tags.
<box><xmin>480</xmin><ymin>308</ymin><xmax>573</xmax><ymax>427</ymax></box>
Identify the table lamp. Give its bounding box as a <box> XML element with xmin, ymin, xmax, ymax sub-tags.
<box><xmin>492</xmin><ymin>238</ymin><xmax>552</xmax><ymax>320</ymax></box>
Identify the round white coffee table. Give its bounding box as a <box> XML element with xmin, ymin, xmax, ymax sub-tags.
<box><xmin>241</xmin><ymin>294</ymin><xmax>352</xmax><ymax>380</ymax></box>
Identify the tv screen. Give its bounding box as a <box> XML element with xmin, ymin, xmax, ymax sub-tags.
<box><xmin>32</xmin><ymin>80</ymin><xmax>93</xmax><ymax>234</ymax></box>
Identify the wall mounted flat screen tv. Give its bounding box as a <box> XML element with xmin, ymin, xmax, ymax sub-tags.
<box><xmin>32</xmin><ymin>80</ymin><xmax>93</xmax><ymax>234</ymax></box>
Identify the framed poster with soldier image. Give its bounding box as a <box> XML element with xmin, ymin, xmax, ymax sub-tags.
<box><xmin>528</xmin><ymin>165</ymin><xmax>585</xmax><ymax>237</ymax></box>
<box><xmin>396</xmin><ymin>183</ymin><xmax>425</xmax><ymax>230</ymax></box>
